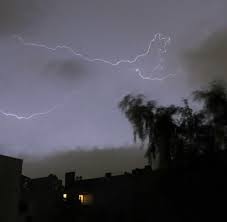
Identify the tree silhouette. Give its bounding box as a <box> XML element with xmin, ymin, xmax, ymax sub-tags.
<box><xmin>193</xmin><ymin>81</ymin><xmax>227</xmax><ymax>152</ymax></box>
<box><xmin>119</xmin><ymin>81</ymin><xmax>227</xmax><ymax>169</ymax></box>
<box><xmin>119</xmin><ymin>94</ymin><xmax>179</xmax><ymax>168</ymax></box>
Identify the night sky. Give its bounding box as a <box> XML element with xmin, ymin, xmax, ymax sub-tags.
<box><xmin>0</xmin><ymin>0</ymin><xmax>227</xmax><ymax>159</ymax></box>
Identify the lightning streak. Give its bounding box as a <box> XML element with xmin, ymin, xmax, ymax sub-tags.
<box><xmin>0</xmin><ymin>105</ymin><xmax>58</xmax><ymax>120</ymax></box>
<box><xmin>0</xmin><ymin>90</ymin><xmax>77</xmax><ymax>120</ymax></box>
<box><xmin>135</xmin><ymin>68</ymin><xmax>176</xmax><ymax>81</ymax></box>
<box><xmin>13</xmin><ymin>33</ymin><xmax>170</xmax><ymax>67</ymax></box>
<box><xmin>4</xmin><ymin>33</ymin><xmax>175</xmax><ymax>120</ymax></box>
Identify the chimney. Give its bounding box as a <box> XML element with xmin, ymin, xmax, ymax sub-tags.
<box><xmin>132</xmin><ymin>168</ymin><xmax>142</xmax><ymax>175</ymax></box>
<box><xmin>65</xmin><ymin>172</ymin><xmax>75</xmax><ymax>188</ymax></box>
<box><xmin>105</xmin><ymin>172</ymin><xmax>112</xmax><ymax>178</ymax></box>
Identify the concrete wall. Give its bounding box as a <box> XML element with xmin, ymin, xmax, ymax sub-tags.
<box><xmin>0</xmin><ymin>155</ymin><xmax>22</xmax><ymax>222</ymax></box>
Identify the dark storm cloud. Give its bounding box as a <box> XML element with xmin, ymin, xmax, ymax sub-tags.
<box><xmin>0</xmin><ymin>0</ymin><xmax>42</xmax><ymax>34</ymax></box>
<box><xmin>1</xmin><ymin>0</ymin><xmax>227</xmax><ymax>157</ymax></box>
<box><xmin>45</xmin><ymin>59</ymin><xmax>88</xmax><ymax>82</ymax></box>
<box><xmin>182</xmin><ymin>30</ymin><xmax>227</xmax><ymax>86</ymax></box>
<box><xmin>22</xmin><ymin>146</ymin><xmax>146</xmax><ymax>181</ymax></box>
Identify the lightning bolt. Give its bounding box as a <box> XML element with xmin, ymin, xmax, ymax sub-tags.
<box><xmin>0</xmin><ymin>105</ymin><xmax>58</xmax><ymax>120</ymax></box>
<box><xmin>13</xmin><ymin>33</ymin><xmax>173</xmax><ymax>79</ymax></box>
<box><xmin>0</xmin><ymin>90</ymin><xmax>77</xmax><ymax>120</ymax></box>
<box><xmin>4</xmin><ymin>33</ymin><xmax>175</xmax><ymax>120</ymax></box>
<box><xmin>135</xmin><ymin>68</ymin><xmax>176</xmax><ymax>81</ymax></box>
<box><xmin>13</xmin><ymin>33</ymin><xmax>170</xmax><ymax>65</ymax></box>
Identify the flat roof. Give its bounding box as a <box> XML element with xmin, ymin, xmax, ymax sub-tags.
<box><xmin>0</xmin><ymin>154</ymin><xmax>22</xmax><ymax>162</ymax></box>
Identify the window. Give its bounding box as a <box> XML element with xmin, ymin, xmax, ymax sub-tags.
<box><xmin>78</xmin><ymin>195</ymin><xmax>84</xmax><ymax>203</ymax></box>
<box><xmin>78</xmin><ymin>194</ymin><xmax>93</xmax><ymax>205</ymax></box>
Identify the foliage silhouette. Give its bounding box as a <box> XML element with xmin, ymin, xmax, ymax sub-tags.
<box><xmin>119</xmin><ymin>81</ymin><xmax>227</xmax><ymax>169</ymax></box>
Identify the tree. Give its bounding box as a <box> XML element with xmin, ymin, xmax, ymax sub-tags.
<box><xmin>119</xmin><ymin>94</ymin><xmax>156</xmax><ymax>164</ymax></box>
<box><xmin>119</xmin><ymin>94</ymin><xmax>179</xmax><ymax>168</ymax></box>
<box><xmin>152</xmin><ymin>105</ymin><xmax>179</xmax><ymax>168</ymax></box>
<box><xmin>119</xmin><ymin>81</ymin><xmax>227</xmax><ymax>170</ymax></box>
<box><xmin>176</xmin><ymin>99</ymin><xmax>206</xmax><ymax>161</ymax></box>
<box><xmin>193</xmin><ymin>81</ymin><xmax>227</xmax><ymax>152</ymax></box>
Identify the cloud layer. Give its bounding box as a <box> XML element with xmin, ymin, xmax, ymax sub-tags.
<box><xmin>183</xmin><ymin>30</ymin><xmax>227</xmax><ymax>87</ymax></box>
<box><xmin>0</xmin><ymin>0</ymin><xmax>43</xmax><ymax>35</ymax></box>
<box><xmin>22</xmin><ymin>146</ymin><xmax>146</xmax><ymax>182</ymax></box>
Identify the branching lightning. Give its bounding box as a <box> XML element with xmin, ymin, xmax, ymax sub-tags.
<box><xmin>135</xmin><ymin>68</ymin><xmax>176</xmax><ymax>81</ymax></box>
<box><xmin>13</xmin><ymin>33</ymin><xmax>175</xmax><ymax>80</ymax></box>
<box><xmin>0</xmin><ymin>105</ymin><xmax>58</xmax><ymax>120</ymax></box>
<box><xmin>2</xmin><ymin>33</ymin><xmax>175</xmax><ymax>120</ymax></box>
<box><xmin>0</xmin><ymin>90</ymin><xmax>77</xmax><ymax>120</ymax></box>
<box><xmin>13</xmin><ymin>33</ymin><xmax>170</xmax><ymax>66</ymax></box>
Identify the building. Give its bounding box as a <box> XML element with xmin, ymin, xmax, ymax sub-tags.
<box><xmin>0</xmin><ymin>154</ymin><xmax>23</xmax><ymax>222</ymax></box>
<box><xmin>19</xmin><ymin>174</ymin><xmax>63</xmax><ymax>222</ymax></box>
<box><xmin>63</xmin><ymin>166</ymin><xmax>159</xmax><ymax>222</ymax></box>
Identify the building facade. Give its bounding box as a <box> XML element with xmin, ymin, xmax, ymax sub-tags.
<box><xmin>0</xmin><ymin>155</ymin><xmax>23</xmax><ymax>222</ymax></box>
<box><xmin>63</xmin><ymin>166</ymin><xmax>157</xmax><ymax>222</ymax></box>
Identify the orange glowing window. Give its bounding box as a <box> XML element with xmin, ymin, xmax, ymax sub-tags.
<box><xmin>78</xmin><ymin>194</ymin><xmax>93</xmax><ymax>205</ymax></box>
<box><xmin>78</xmin><ymin>194</ymin><xmax>84</xmax><ymax>203</ymax></box>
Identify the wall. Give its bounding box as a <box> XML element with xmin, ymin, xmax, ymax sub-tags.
<box><xmin>0</xmin><ymin>155</ymin><xmax>22</xmax><ymax>222</ymax></box>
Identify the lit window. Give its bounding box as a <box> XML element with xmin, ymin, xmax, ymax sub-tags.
<box><xmin>78</xmin><ymin>194</ymin><xmax>93</xmax><ymax>205</ymax></box>
<box><xmin>63</xmin><ymin>193</ymin><xmax>67</xmax><ymax>199</ymax></box>
<box><xmin>79</xmin><ymin>194</ymin><xmax>84</xmax><ymax>203</ymax></box>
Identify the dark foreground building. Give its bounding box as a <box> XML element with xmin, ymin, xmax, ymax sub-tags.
<box><xmin>19</xmin><ymin>174</ymin><xmax>63</xmax><ymax>222</ymax></box>
<box><xmin>62</xmin><ymin>151</ymin><xmax>227</xmax><ymax>222</ymax></box>
<box><xmin>2</xmin><ymin>151</ymin><xmax>227</xmax><ymax>222</ymax></box>
<box><xmin>0</xmin><ymin>155</ymin><xmax>23</xmax><ymax>222</ymax></box>
<box><xmin>63</xmin><ymin>166</ymin><xmax>161</xmax><ymax>222</ymax></box>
